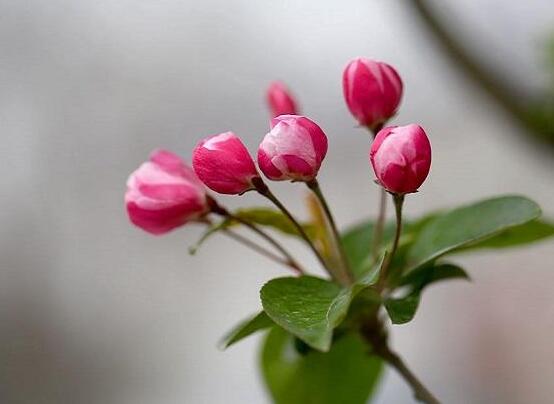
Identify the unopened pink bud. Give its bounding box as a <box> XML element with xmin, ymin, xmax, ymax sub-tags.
<box><xmin>266</xmin><ymin>81</ymin><xmax>298</xmax><ymax>117</ymax></box>
<box><xmin>370</xmin><ymin>124</ymin><xmax>431</xmax><ymax>194</ymax></box>
<box><xmin>258</xmin><ymin>115</ymin><xmax>328</xmax><ymax>182</ymax></box>
<box><xmin>125</xmin><ymin>149</ymin><xmax>208</xmax><ymax>235</ymax></box>
<box><xmin>343</xmin><ymin>58</ymin><xmax>403</xmax><ymax>130</ymax></box>
<box><xmin>193</xmin><ymin>132</ymin><xmax>260</xmax><ymax>195</ymax></box>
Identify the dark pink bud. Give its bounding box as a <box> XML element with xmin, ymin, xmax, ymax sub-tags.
<box><xmin>343</xmin><ymin>58</ymin><xmax>403</xmax><ymax>129</ymax></box>
<box><xmin>192</xmin><ymin>132</ymin><xmax>260</xmax><ymax>195</ymax></box>
<box><xmin>125</xmin><ymin>149</ymin><xmax>209</xmax><ymax>235</ymax></box>
<box><xmin>370</xmin><ymin>124</ymin><xmax>431</xmax><ymax>194</ymax></box>
<box><xmin>266</xmin><ymin>81</ymin><xmax>299</xmax><ymax>117</ymax></box>
<box><xmin>258</xmin><ymin>115</ymin><xmax>328</xmax><ymax>182</ymax></box>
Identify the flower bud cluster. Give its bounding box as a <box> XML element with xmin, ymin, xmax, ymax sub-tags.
<box><xmin>125</xmin><ymin>58</ymin><xmax>431</xmax><ymax>235</ymax></box>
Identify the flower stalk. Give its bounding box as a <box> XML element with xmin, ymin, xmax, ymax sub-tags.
<box><xmin>372</xmin><ymin>187</ymin><xmax>388</xmax><ymax>260</ymax></box>
<box><xmin>376</xmin><ymin>193</ymin><xmax>404</xmax><ymax>292</ymax></box>
<box><xmin>368</xmin><ymin>123</ymin><xmax>386</xmax><ymax>262</ymax></box>
<box><xmin>306</xmin><ymin>179</ymin><xmax>353</xmax><ymax>285</ymax></box>
<box><xmin>221</xmin><ymin>229</ymin><xmax>301</xmax><ymax>273</ymax></box>
<box><xmin>252</xmin><ymin>178</ymin><xmax>331</xmax><ymax>277</ymax></box>
<box><xmin>207</xmin><ymin>196</ymin><xmax>304</xmax><ymax>274</ymax></box>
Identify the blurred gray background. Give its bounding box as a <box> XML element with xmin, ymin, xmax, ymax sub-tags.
<box><xmin>1</xmin><ymin>0</ymin><xmax>553</xmax><ymax>403</ymax></box>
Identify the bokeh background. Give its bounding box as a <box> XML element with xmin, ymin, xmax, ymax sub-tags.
<box><xmin>1</xmin><ymin>1</ymin><xmax>553</xmax><ymax>403</ymax></box>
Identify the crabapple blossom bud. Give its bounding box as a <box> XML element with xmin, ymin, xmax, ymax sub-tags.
<box><xmin>266</xmin><ymin>81</ymin><xmax>299</xmax><ymax>117</ymax></box>
<box><xmin>369</xmin><ymin>124</ymin><xmax>431</xmax><ymax>194</ymax></box>
<box><xmin>192</xmin><ymin>132</ymin><xmax>260</xmax><ymax>195</ymax></box>
<box><xmin>258</xmin><ymin>115</ymin><xmax>328</xmax><ymax>182</ymax></box>
<box><xmin>125</xmin><ymin>149</ymin><xmax>208</xmax><ymax>235</ymax></box>
<box><xmin>342</xmin><ymin>58</ymin><xmax>403</xmax><ymax>130</ymax></box>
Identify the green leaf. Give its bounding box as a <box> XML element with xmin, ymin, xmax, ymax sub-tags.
<box><xmin>260</xmin><ymin>259</ymin><xmax>385</xmax><ymax>352</ymax></box>
<box><xmin>341</xmin><ymin>213</ymin><xmax>438</xmax><ymax>280</ymax></box>
<box><xmin>400</xmin><ymin>263</ymin><xmax>471</xmax><ymax>288</ymax></box>
<box><xmin>260</xmin><ymin>276</ymin><xmax>346</xmax><ymax>351</ymax></box>
<box><xmin>261</xmin><ymin>327</ymin><xmax>383</xmax><ymax>404</ymax></box>
<box><xmin>306</xmin><ymin>193</ymin><xmax>335</xmax><ymax>261</ymax></box>
<box><xmin>386</xmin><ymin>263</ymin><xmax>470</xmax><ymax>324</ymax></box>
<box><xmin>354</xmin><ymin>252</ymin><xmax>386</xmax><ymax>289</ymax></box>
<box><xmin>385</xmin><ymin>294</ymin><xmax>421</xmax><ymax>325</ymax></box>
<box><xmin>233</xmin><ymin>207</ymin><xmax>316</xmax><ymax>238</ymax></box>
<box><xmin>219</xmin><ymin>311</ymin><xmax>274</xmax><ymax>349</ymax></box>
<box><xmin>407</xmin><ymin>195</ymin><xmax>542</xmax><ymax>272</ymax></box>
<box><xmin>461</xmin><ymin>219</ymin><xmax>554</xmax><ymax>250</ymax></box>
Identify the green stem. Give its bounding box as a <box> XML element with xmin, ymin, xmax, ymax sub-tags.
<box><xmin>221</xmin><ymin>229</ymin><xmax>301</xmax><ymax>273</ymax></box>
<box><xmin>377</xmin><ymin>194</ymin><xmax>404</xmax><ymax>291</ymax></box>
<box><xmin>307</xmin><ymin>179</ymin><xmax>354</xmax><ymax>285</ymax></box>
<box><xmin>252</xmin><ymin>178</ymin><xmax>330</xmax><ymax>276</ymax></box>
<box><xmin>372</xmin><ymin>188</ymin><xmax>387</xmax><ymax>260</ymax></box>
<box><xmin>208</xmin><ymin>197</ymin><xmax>304</xmax><ymax>274</ymax></box>
<box><xmin>368</xmin><ymin>124</ymin><xmax>387</xmax><ymax>262</ymax></box>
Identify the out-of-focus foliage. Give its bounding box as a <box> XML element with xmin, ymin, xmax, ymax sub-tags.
<box><xmin>260</xmin><ymin>327</ymin><xmax>383</xmax><ymax>404</ymax></box>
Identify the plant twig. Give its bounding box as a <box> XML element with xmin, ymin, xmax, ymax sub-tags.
<box><xmin>409</xmin><ymin>0</ymin><xmax>552</xmax><ymax>146</ymax></box>
<box><xmin>306</xmin><ymin>179</ymin><xmax>353</xmax><ymax>285</ymax></box>
<box><xmin>372</xmin><ymin>188</ymin><xmax>387</xmax><ymax>259</ymax></box>
<box><xmin>377</xmin><ymin>194</ymin><xmax>404</xmax><ymax>291</ymax></box>
<box><xmin>368</xmin><ymin>124</ymin><xmax>387</xmax><ymax>262</ymax></box>
<box><xmin>221</xmin><ymin>229</ymin><xmax>301</xmax><ymax>273</ymax></box>
<box><xmin>252</xmin><ymin>178</ymin><xmax>331</xmax><ymax>275</ymax></box>
<box><xmin>362</xmin><ymin>316</ymin><xmax>440</xmax><ymax>403</ymax></box>
<box><xmin>207</xmin><ymin>197</ymin><xmax>304</xmax><ymax>274</ymax></box>
<box><xmin>378</xmin><ymin>344</ymin><xmax>441</xmax><ymax>404</ymax></box>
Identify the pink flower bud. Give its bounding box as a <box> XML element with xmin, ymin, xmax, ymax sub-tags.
<box><xmin>192</xmin><ymin>132</ymin><xmax>260</xmax><ymax>195</ymax></box>
<box><xmin>125</xmin><ymin>149</ymin><xmax>208</xmax><ymax>235</ymax></box>
<box><xmin>266</xmin><ymin>81</ymin><xmax>299</xmax><ymax>117</ymax></box>
<box><xmin>342</xmin><ymin>58</ymin><xmax>403</xmax><ymax>129</ymax></box>
<box><xmin>258</xmin><ymin>115</ymin><xmax>328</xmax><ymax>182</ymax></box>
<box><xmin>370</xmin><ymin>124</ymin><xmax>431</xmax><ymax>194</ymax></box>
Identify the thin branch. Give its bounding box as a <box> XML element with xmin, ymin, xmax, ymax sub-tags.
<box><xmin>409</xmin><ymin>0</ymin><xmax>552</xmax><ymax>145</ymax></box>
<box><xmin>362</xmin><ymin>316</ymin><xmax>440</xmax><ymax>403</ymax></box>
<box><xmin>307</xmin><ymin>179</ymin><xmax>353</xmax><ymax>285</ymax></box>
<box><xmin>377</xmin><ymin>194</ymin><xmax>404</xmax><ymax>291</ymax></box>
<box><xmin>252</xmin><ymin>178</ymin><xmax>331</xmax><ymax>275</ymax></box>
<box><xmin>221</xmin><ymin>229</ymin><xmax>300</xmax><ymax>273</ymax></box>
<box><xmin>368</xmin><ymin>124</ymin><xmax>387</xmax><ymax>262</ymax></box>
<box><xmin>372</xmin><ymin>188</ymin><xmax>387</xmax><ymax>260</ymax></box>
<box><xmin>378</xmin><ymin>345</ymin><xmax>441</xmax><ymax>404</ymax></box>
<box><xmin>207</xmin><ymin>197</ymin><xmax>305</xmax><ymax>274</ymax></box>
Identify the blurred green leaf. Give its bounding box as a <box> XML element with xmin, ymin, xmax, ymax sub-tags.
<box><xmin>233</xmin><ymin>207</ymin><xmax>316</xmax><ymax>238</ymax></box>
<box><xmin>261</xmin><ymin>327</ymin><xmax>383</xmax><ymax>404</ymax></box>
<box><xmin>341</xmin><ymin>213</ymin><xmax>438</xmax><ymax>279</ymax></box>
<box><xmin>385</xmin><ymin>293</ymin><xmax>421</xmax><ymax>325</ymax></box>
<box><xmin>386</xmin><ymin>263</ymin><xmax>470</xmax><ymax>324</ymax></box>
<box><xmin>407</xmin><ymin>196</ymin><xmax>542</xmax><ymax>272</ymax></box>
<box><xmin>400</xmin><ymin>263</ymin><xmax>470</xmax><ymax>288</ymax></box>
<box><xmin>219</xmin><ymin>311</ymin><xmax>274</xmax><ymax>349</ymax></box>
<box><xmin>189</xmin><ymin>207</ymin><xmax>316</xmax><ymax>254</ymax></box>
<box><xmin>341</xmin><ymin>221</ymin><xmax>390</xmax><ymax>278</ymax></box>
<box><xmin>306</xmin><ymin>193</ymin><xmax>335</xmax><ymax>261</ymax></box>
<box><xmin>462</xmin><ymin>219</ymin><xmax>554</xmax><ymax>250</ymax></box>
